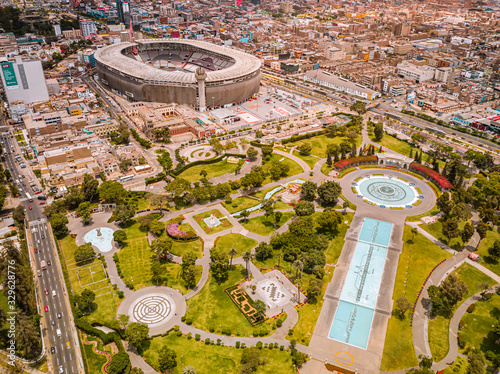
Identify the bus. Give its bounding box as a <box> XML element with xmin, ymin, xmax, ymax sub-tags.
<box><xmin>26</xmin><ymin>193</ymin><xmax>33</xmax><ymax>202</ymax></box>
<box><xmin>41</xmin><ymin>260</ymin><xmax>47</xmax><ymax>270</ymax></box>
<box><xmin>120</xmin><ymin>175</ymin><xmax>134</xmax><ymax>182</ymax></box>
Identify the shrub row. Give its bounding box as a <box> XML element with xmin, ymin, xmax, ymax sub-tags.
<box><xmin>281</xmin><ymin>130</ymin><xmax>326</xmax><ymax>144</ymax></box>
<box><xmin>145</xmin><ymin>172</ymin><xmax>167</xmax><ymax>185</ymax></box>
<box><xmin>170</xmin><ymin>153</ymin><xmax>246</xmax><ymax>177</ymax></box>
<box><xmin>130</xmin><ymin>129</ymin><xmax>152</xmax><ymax>149</ymax></box>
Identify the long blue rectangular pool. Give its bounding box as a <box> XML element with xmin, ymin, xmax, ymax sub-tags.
<box><xmin>328</xmin><ymin>218</ymin><xmax>393</xmax><ymax>349</ymax></box>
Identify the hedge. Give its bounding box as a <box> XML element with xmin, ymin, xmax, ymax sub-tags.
<box><xmin>282</xmin><ymin>130</ymin><xmax>326</xmax><ymax>144</ymax></box>
<box><xmin>146</xmin><ymin>172</ymin><xmax>167</xmax><ymax>185</ymax></box>
<box><xmin>250</xmin><ymin>140</ymin><xmax>274</xmax><ymax>148</ymax></box>
<box><xmin>130</xmin><ymin>129</ymin><xmax>152</xmax><ymax>149</ymax></box>
<box><xmin>75</xmin><ymin>318</ymin><xmax>124</xmax><ymax>351</ymax></box>
<box><xmin>170</xmin><ymin>153</ymin><xmax>246</xmax><ymax>177</ymax></box>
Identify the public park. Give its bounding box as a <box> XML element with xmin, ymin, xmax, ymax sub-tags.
<box><xmin>47</xmin><ymin>110</ymin><xmax>500</xmax><ymax>374</ymax></box>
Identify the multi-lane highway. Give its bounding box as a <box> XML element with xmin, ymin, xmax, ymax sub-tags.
<box><xmin>0</xmin><ymin>131</ymin><xmax>82</xmax><ymax>374</ymax></box>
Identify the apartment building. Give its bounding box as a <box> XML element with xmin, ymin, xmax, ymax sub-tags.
<box><xmin>396</xmin><ymin>61</ymin><xmax>436</xmax><ymax>82</ymax></box>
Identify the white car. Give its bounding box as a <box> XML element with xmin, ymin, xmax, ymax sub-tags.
<box><xmin>52</xmin><ymin>290</ymin><xmax>56</xmax><ymax>297</ymax></box>
<box><xmin>59</xmin><ymin>365</ymin><xmax>64</xmax><ymax>373</ymax></box>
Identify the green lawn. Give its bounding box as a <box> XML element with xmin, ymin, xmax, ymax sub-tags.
<box><xmin>58</xmin><ymin>235</ymin><xmax>120</xmax><ymax>328</ymax></box>
<box><xmin>324</xmin><ymin>213</ymin><xmax>354</xmax><ymax>264</ymax></box>
<box><xmin>459</xmin><ymin>293</ymin><xmax>500</xmax><ymax>364</ymax></box>
<box><xmin>292</xmin><ymin>150</ymin><xmax>319</xmax><ymax>169</ymax></box>
<box><xmin>476</xmin><ymin>227</ymin><xmax>500</xmax><ymax>276</ymax></box>
<box><xmin>223</xmin><ymin>197</ymin><xmax>260</xmax><ymax>214</ymax></box>
<box><xmin>420</xmin><ymin>219</ymin><xmax>467</xmax><ymax>251</ymax></box>
<box><xmin>428</xmin><ymin>263</ymin><xmax>495</xmax><ymax>362</ymax></box>
<box><xmin>287</xmin><ymin>134</ymin><xmax>362</xmax><ymax>158</ymax></box>
<box><xmin>262</xmin><ymin>154</ymin><xmax>305</xmax><ymax>181</ymax></box>
<box><xmin>213</xmin><ymin>233</ymin><xmax>257</xmax><ymax>258</ymax></box>
<box><xmin>170</xmin><ymin>238</ymin><xmax>204</xmax><ymax>259</ymax></box>
<box><xmin>406</xmin><ymin>204</ymin><xmax>440</xmax><ymax>222</ymax></box>
<box><xmin>193</xmin><ymin>209</ymin><xmax>233</xmax><ymax>235</ymax></box>
<box><xmin>241</xmin><ymin>212</ymin><xmax>295</xmax><ymax>236</ymax></box>
<box><xmin>82</xmin><ymin>336</ymin><xmax>110</xmax><ymax>374</ymax></box>
<box><xmin>443</xmin><ymin>356</ymin><xmax>467</xmax><ymax>374</ymax></box>
<box><xmin>141</xmin><ymin>334</ymin><xmax>295</xmax><ymax>374</ymax></box>
<box><xmin>380</xmin><ymin>226</ymin><xmax>451</xmax><ymax>371</ymax></box>
<box><xmin>287</xmin><ymin>267</ymin><xmax>334</xmax><ymax>345</ymax></box>
<box><xmin>185</xmin><ymin>266</ymin><xmax>274</xmax><ymax>336</ymax></box>
<box><xmin>117</xmin><ymin>237</ymin><xmax>153</xmax><ymax>289</ymax></box>
<box><xmin>178</xmin><ymin>160</ymin><xmax>239</xmax><ymax>183</ymax></box>
<box><xmin>321</xmin><ymin>162</ymin><xmax>333</xmax><ymax>176</ymax></box>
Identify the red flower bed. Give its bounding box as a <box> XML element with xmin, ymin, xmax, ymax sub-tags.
<box><xmin>222</xmin><ymin>221</ymin><xmax>230</xmax><ymax>227</ymax></box>
<box><xmin>409</xmin><ymin>163</ymin><xmax>453</xmax><ymax>189</ymax></box>
<box><xmin>333</xmin><ymin>155</ymin><xmax>378</xmax><ymax>170</ymax></box>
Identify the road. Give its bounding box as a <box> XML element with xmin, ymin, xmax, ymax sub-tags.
<box><xmin>0</xmin><ymin>131</ymin><xmax>82</xmax><ymax>374</ymax></box>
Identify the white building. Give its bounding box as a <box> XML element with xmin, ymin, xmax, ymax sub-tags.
<box><xmin>79</xmin><ymin>19</ymin><xmax>97</xmax><ymax>37</ymax></box>
<box><xmin>0</xmin><ymin>57</ymin><xmax>49</xmax><ymax>105</ymax></box>
<box><xmin>305</xmin><ymin>70</ymin><xmax>381</xmax><ymax>100</ymax></box>
<box><xmin>396</xmin><ymin>61</ymin><xmax>435</xmax><ymax>83</ymax></box>
<box><xmin>325</xmin><ymin>47</ymin><xmax>345</xmax><ymax>61</ymax></box>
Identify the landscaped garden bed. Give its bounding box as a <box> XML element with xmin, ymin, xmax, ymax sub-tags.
<box><xmin>225</xmin><ymin>285</ymin><xmax>264</xmax><ymax>326</ymax></box>
<box><xmin>166</xmin><ymin>216</ymin><xmax>198</xmax><ymax>240</ymax></box>
<box><xmin>193</xmin><ymin>209</ymin><xmax>233</xmax><ymax>234</ymax></box>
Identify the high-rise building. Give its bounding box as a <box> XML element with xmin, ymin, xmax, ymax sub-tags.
<box><xmin>394</xmin><ymin>23</ymin><xmax>411</xmax><ymax>37</ymax></box>
<box><xmin>116</xmin><ymin>0</ymin><xmax>130</xmax><ymax>25</ymax></box>
<box><xmin>0</xmin><ymin>57</ymin><xmax>49</xmax><ymax>105</ymax></box>
<box><xmin>280</xmin><ymin>1</ymin><xmax>293</xmax><ymax>13</ymax></box>
<box><xmin>53</xmin><ymin>24</ymin><xmax>62</xmax><ymax>36</ymax></box>
<box><xmin>79</xmin><ymin>19</ymin><xmax>97</xmax><ymax>37</ymax></box>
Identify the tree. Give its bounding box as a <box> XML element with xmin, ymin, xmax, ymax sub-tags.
<box><xmin>242</xmin><ymin>251</ymin><xmax>253</xmax><ymax>280</ymax></box>
<box><xmin>151</xmin><ymin>261</ymin><xmax>162</xmax><ymax>285</ymax></box>
<box><xmin>307</xmin><ymin>278</ymin><xmax>323</xmax><ymax>301</ymax></box>
<box><xmin>342</xmin><ymin>201</ymin><xmax>349</xmax><ymax>214</ymax></box>
<box><xmin>181</xmin><ymin>251</ymin><xmax>198</xmax><ymax>288</ymax></box>
<box><xmin>478</xmin><ymin>282</ymin><xmax>490</xmax><ymax>298</ymax></box>
<box><xmin>113</xmin><ymin>230</ymin><xmax>127</xmax><ymax>245</ymax></box>
<box><xmin>442</xmin><ymin>217</ymin><xmax>460</xmax><ymax>244</ymax></box>
<box><xmin>151</xmin><ymin>236</ymin><xmax>173</xmax><ymax>262</ymax></box>
<box><xmin>467</xmin><ymin>350</ymin><xmax>486</xmax><ymax>374</ymax></box>
<box><xmin>297</xmin><ymin>142</ymin><xmax>312</xmax><ymax>154</ymax></box>
<box><xmin>255</xmin><ymin>242</ymin><xmax>272</xmax><ymax>260</ymax></box>
<box><xmin>317</xmin><ymin>181</ymin><xmax>342</xmax><ymax>206</ymax></box>
<box><xmin>75</xmin><ymin>289</ymin><xmax>96</xmax><ymax>313</ymax></box>
<box><xmin>350</xmin><ymin>100</ymin><xmax>367</xmax><ymax>114</ymax></box>
<box><xmin>125</xmin><ymin>322</ymin><xmax>149</xmax><ymax>347</ymax></box>
<box><xmin>274</xmin><ymin>211</ymin><xmax>283</xmax><ymax>228</ymax></box>
<box><xmin>254</xmin><ymin>300</ymin><xmax>267</xmax><ymax>319</ymax></box>
<box><xmin>489</xmin><ymin>240</ymin><xmax>500</xmax><ymax>263</ymax></box>
<box><xmin>12</xmin><ymin>204</ymin><xmax>25</xmax><ymax>224</ymax></box>
<box><xmin>149</xmin><ymin>194</ymin><xmax>168</xmax><ymax>214</ymax></box>
<box><xmin>476</xmin><ymin>222</ymin><xmax>488</xmax><ymax>249</ymax></box>
<box><xmin>229</xmin><ymin>247</ymin><xmax>237</xmax><ymax>268</ymax></box>
<box><xmin>210</xmin><ymin>248</ymin><xmax>230</xmax><ymax>282</ymax></box>
<box><xmin>119</xmin><ymin>158</ymin><xmax>132</xmax><ymax>172</ymax></box>
<box><xmin>241</xmin><ymin>172</ymin><xmax>264</xmax><ymax>189</ymax></box>
<box><xmin>74</xmin><ymin>243</ymin><xmax>95</xmax><ymax>263</ymax></box>
<box><xmin>374</xmin><ymin>122</ymin><xmax>384</xmax><ymax>142</ymax></box>
<box><xmin>240</xmin><ymin>348</ymin><xmax>261</xmax><ymax>373</ymax></box>
<box><xmin>410</xmin><ymin>227</ymin><xmax>418</xmax><ymax>243</ymax></box>
<box><xmin>149</xmin><ymin>220</ymin><xmax>165</xmax><ymax>236</ymax></box>
<box><xmin>413</xmin><ymin>355</ymin><xmax>434</xmax><ymax>374</ymax></box>
<box><xmin>436</xmin><ymin>191</ymin><xmax>454</xmax><ymax>217</ymax></box>
<box><xmin>137</xmin><ymin>214</ymin><xmax>155</xmax><ymax>230</ymax></box>
<box><xmin>113</xmin><ymin>204</ymin><xmax>136</xmax><ymax>225</ymax></box>
<box><xmin>247</xmin><ymin>146</ymin><xmax>258</xmax><ymax>160</ymax></box>
<box><xmin>76</xmin><ymin>201</ymin><xmax>92</xmax><ymax>225</ymax></box>
<box><xmin>107</xmin><ymin>351</ymin><xmax>130</xmax><ymax>374</ymax></box>
<box><xmin>99</xmin><ymin>181</ymin><xmax>127</xmax><ymax>204</ymax></box>
<box><xmin>294</xmin><ymin>201</ymin><xmax>315</xmax><ymax>216</ymax></box>
<box><xmin>261</xmin><ymin>145</ymin><xmax>273</xmax><ymax>157</ymax></box>
<box><xmin>131</xmin><ymin>368</ymin><xmax>145</xmax><ymax>374</ymax></box>
<box><xmin>461</xmin><ymin>222</ymin><xmax>475</xmax><ymax>248</ymax></box>
<box><xmin>396</xmin><ymin>297</ymin><xmax>412</xmax><ymax>319</ymax></box>
<box><xmin>117</xmin><ymin>314</ymin><xmax>130</xmax><ymax>330</ymax></box>
<box><xmin>209</xmin><ymin>138</ymin><xmax>224</xmax><ymax>154</ymax></box>
<box><xmin>81</xmin><ymin>173</ymin><xmax>99</xmax><ymax>202</ymax></box>
<box><xmin>451</xmin><ymin>202</ymin><xmax>472</xmax><ymax>221</ymax></box>
<box><xmin>428</xmin><ymin>274</ymin><xmax>468</xmax><ymax>316</ymax></box>
<box><xmin>182</xmin><ymin>367</ymin><xmax>196</xmax><ymax>374</ymax></box>
<box><xmin>240</xmin><ymin>209</ymin><xmax>250</xmax><ymax>223</ymax></box>
<box><xmin>316</xmin><ymin>210</ymin><xmax>342</xmax><ymax>236</ymax></box>
<box><xmin>50</xmin><ymin>214</ymin><xmax>69</xmax><ymax>237</ymax></box>
<box><xmin>301</xmin><ymin>181</ymin><xmax>317</xmax><ymax>201</ymax></box>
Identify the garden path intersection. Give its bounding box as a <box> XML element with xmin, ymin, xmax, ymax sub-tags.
<box><xmin>64</xmin><ymin>135</ymin><xmax>499</xmax><ymax>374</ymax></box>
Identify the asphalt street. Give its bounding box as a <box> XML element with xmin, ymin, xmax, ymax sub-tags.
<box><xmin>0</xmin><ymin>131</ymin><xmax>82</xmax><ymax>374</ymax></box>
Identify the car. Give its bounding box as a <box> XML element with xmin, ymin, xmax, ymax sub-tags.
<box><xmin>57</xmin><ymin>313</ymin><xmax>61</xmax><ymax>319</ymax></box>
<box><xmin>44</xmin><ymin>306</ymin><xmax>48</xmax><ymax>312</ymax></box>
<box><xmin>34</xmin><ymin>248</ymin><xmax>37</xmax><ymax>253</ymax></box>
<box><xmin>24</xmin><ymin>208</ymin><xmax>26</xmax><ymax>212</ymax></box>
<box><xmin>21</xmin><ymin>174</ymin><xmax>25</xmax><ymax>178</ymax></box>
<box><xmin>22</xmin><ymin>182</ymin><xmax>25</xmax><ymax>186</ymax></box>
<box><xmin>66</xmin><ymin>342</ymin><xmax>70</xmax><ymax>350</ymax></box>
<box><xmin>35</xmin><ymin>190</ymin><xmax>41</xmax><ymax>194</ymax></box>
<box><xmin>47</xmin><ymin>260</ymin><xmax>51</xmax><ymax>266</ymax></box>
<box><xmin>52</xmin><ymin>290</ymin><xmax>56</xmax><ymax>297</ymax></box>
<box><xmin>29</xmin><ymin>179</ymin><xmax>33</xmax><ymax>183</ymax></box>
<box><xmin>51</xmin><ymin>320</ymin><xmax>55</xmax><ymax>326</ymax></box>
<box><xmin>28</xmin><ymin>206</ymin><xmax>32</xmax><ymax>210</ymax></box>
<box><xmin>37</xmin><ymin>240</ymin><xmax>40</xmax><ymax>244</ymax></box>
<box><xmin>37</xmin><ymin>217</ymin><xmax>40</xmax><ymax>221</ymax></box>
<box><xmin>41</xmin><ymin>234</ymin><xmax>45</xmax><ymax>239</ymax></box>
<box><xmin>59</xmin><ymin>365</ymin><xmax>64</xmax><ymax>373</ymax></box>
<box><xmin>37</xmin><ymin>270</ymin><xmax>41</xmax><ymax>277</ymax></box>
<box><xmin>50</xmin><ymin>347</ymin><xmax>55</xmax><ymax>354</ymax></box>
<box><xmin>39</xmin><ymin>202</ymin><xmax>45</xmax><ymax>205</ymax></box>
<box><xmin>44</xmin><ymin>289</ymin><xmax>48</xmax><ymax>295</ymax></box>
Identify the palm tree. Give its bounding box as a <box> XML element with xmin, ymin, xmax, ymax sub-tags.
<box><xmin>182</xmin><ymin>366</ymin><xmax>196</xmax><ymax>374</ymax></box>
<box><xmin>293</xmin><ymin>259</ymin><xmax>304</xmax><ymax>279</ymax></box>
<box><xmin>242</xmin><ymin>251</ymin><xmax>253</xmax><ymax>280</ymax></box>
<box><xmin>228</xmin><ymin>247</ymin><xmax>237</xmax><ymax>268</ymax></box>
<box><xmin>277</xmin><ymin>252</ymin><xmax>283</xmax><ymax>268</ymax></box>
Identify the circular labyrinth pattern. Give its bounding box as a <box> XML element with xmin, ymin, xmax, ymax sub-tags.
<box><xmin>357</xmin><ymin>177</ymin><xmax>418</xmax><ymax>207</ymax></box>
<box><xmin>132</xmin><ymin>296</ymin><xmax>173</xmax><ymax>325</ymax></box>
<box><xmin>367</xmin><ymin>182</ymin><xmax>407</xmax><ymax>202</ymax></box>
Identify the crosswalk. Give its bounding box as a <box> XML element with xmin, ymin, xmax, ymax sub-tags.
<box><xmin>29</xmin><ymin>218</ymin><xmax>47</xmax><ymax>226</ymax></box>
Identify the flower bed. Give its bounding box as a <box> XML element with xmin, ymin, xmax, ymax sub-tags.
<box><xmin>409</xmin><ymin>163</ymin><xmax>453</xmax><ymax>190</ymax></box>
<box><xmin>166</xmin><ymin>222</ymin><xmax>198</xmax><ymax>240</ymax></box>
<box><xmin>333</xmin><ymin>155</ymin><xmax>378</xmax><ymax>170</ymax></box>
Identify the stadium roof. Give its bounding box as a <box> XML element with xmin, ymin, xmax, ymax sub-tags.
<box><xmin>95</xmin><ymin>39</ymin><xmax>261</xmax><ymax>84</ymax></box>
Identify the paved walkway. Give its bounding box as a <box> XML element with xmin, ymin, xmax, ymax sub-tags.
<box><xmin>273</xmin><ymin>149</ymin><xmax>310</xmax><ymax>172</ymax></box>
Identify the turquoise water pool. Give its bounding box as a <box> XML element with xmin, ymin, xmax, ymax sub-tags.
<box><xmin>84</xmin><ymin>227</ymin><xmax>115</xmax><ymax>253</ymax></box>
<box><xmin>328</xmin><ymin>218</ymin><xmax>393</xmax><ymax>349</ymax></box>
<box><xmin>357</xmin><ymin>177</ymin><xmax>417</xmax><ymax>207</ymax></box>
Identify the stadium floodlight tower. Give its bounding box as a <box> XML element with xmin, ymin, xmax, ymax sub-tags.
<box><xmin>195</xmin><ymin>66</ymin><xmax>207</xmax><ymax>112</ymax></box>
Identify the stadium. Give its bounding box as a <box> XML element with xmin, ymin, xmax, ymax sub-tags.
<box><xmin>94</xmin><ymin>39</ymin><xmax>262</xmax><ymax>110</ymax></box>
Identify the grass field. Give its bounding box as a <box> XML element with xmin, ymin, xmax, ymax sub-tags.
<box><xmin>380</xmin><ymin>226</ymin><xmax>451</xmax><ymax>371</ymax></box>
<box><xmin>185</xmin><ymin>266</ymin><xmax>275</xmax><ymax>336</ymax></box>
<box><xmin>117</xmin><ymin>237</ymin><xmax>153</xmax><ymax>289</ymax></box>
<box><xmin>442</xmin><ymin>356</ymin><xmax>467</xmax><ymax>374</ymax></box>
<box><xmin>58</xmin><ymin>235</ymin><xmax>120</xmax><ymax>327</ymax></box>
<box><xmin>170</xmin><ymin>238</ymin><xmax>204</xmax><ymax>259</ymax></box>
<box><xmin>141</xmin><ymin>334</ymin><xmax>295</xmax><ymax>374</ymax></box>
<box><xmin>287</xmin><ymin>134</ymin><xmax>362</xmax><ymax>158</ymax></box>
<box><xmin>287</xmin><ymin>266</ymin><xmax>334</xmax><ymax>345</ymax></box>
<box><xmin>420</xmin><ymin>219</ymin><xmax>467</xmax><ymax>251</ymax></box>
<box><xmin>222</xmin><ymin>197</ymin><xmax>260</xmax><ymax>214</ymax></box>
<box><xmin>428</xmin><ymin>263</ymin><xmax>495</xmax><ymax>362</ymax></box>
<box><xmin>213</xmin><ymin>233</ymin><xmax>257</xmax><ymax>258</ymax></box>
<box><xmin>262</xmin><ymin>154</ymin><xmax>305</xmax><ymax>181</ymax></box>
<box><xmin>476</xmin><ymin>227</ymin><xmax>500</xmax><ymax>276</ymax></box>
<box><xmin>241</xmin><ymin>212</ymin><xmax>295</xmax><ymax>236</ymax></box>
<box><xmin>292</xmin><ymin>150</ymin><xmax>319</xmax><ymax>169</ymax></box>
<box><xmin>178</xmin><ymin>160</ymin><xmax>239</xmax><ymax>183</ymax></box>
<box><xmin>459</xmin><ymin>293</ymin><xmax>500</xmax><ymax>364</ymax></box>
<box><xmin>324</xmin><ymin>213</ymin><xmax>354</xmax><ymax>264</ymax></box>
